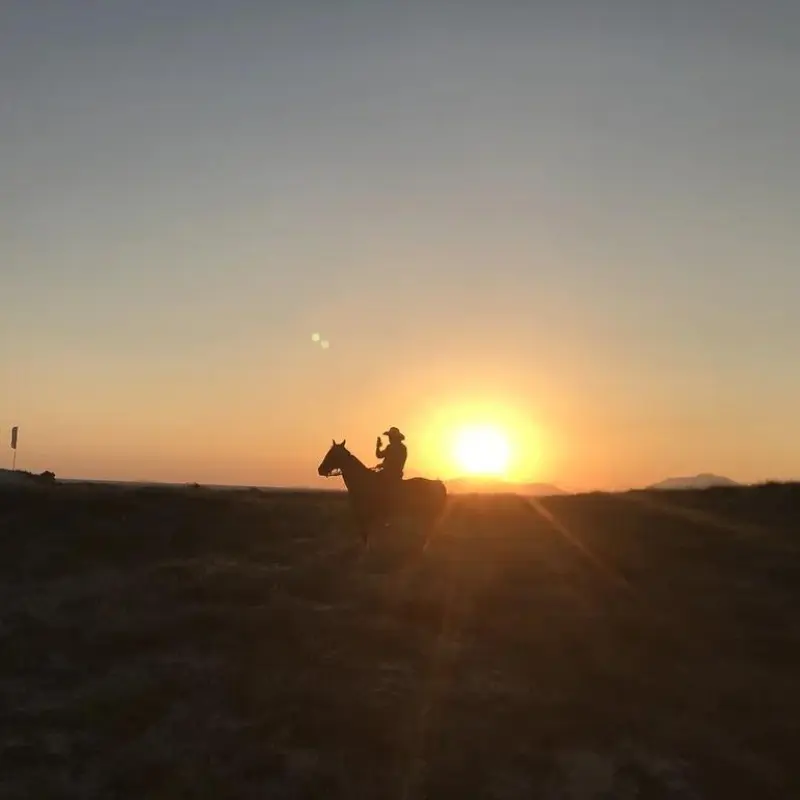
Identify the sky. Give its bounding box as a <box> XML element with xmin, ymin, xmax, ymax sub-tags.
<box><xmin>2</xmin><ymin>0</ymin><xmax>799</xmax><ymax>490</ymax></box>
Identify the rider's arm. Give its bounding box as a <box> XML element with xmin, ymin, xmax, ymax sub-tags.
<box><xmin>376</xmin><ymin>439</ymin><xmax>385</xmax><ymax>459</ymax></box>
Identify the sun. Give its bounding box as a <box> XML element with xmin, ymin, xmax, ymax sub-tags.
<box><xmin>453</xmin><ymin>426</ymin><xmax>511</xmax><ymax>477</ymax></box>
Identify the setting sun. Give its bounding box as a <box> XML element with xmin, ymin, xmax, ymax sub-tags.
<box><xmin>413</xmin><ymin>397</ymin><xmax>547</xmax><ymax>483</ymax></box>
<box><xmin>453</xmin><ymin>426</ymin><xmax>511</xmax><ymax>477</ymax></box>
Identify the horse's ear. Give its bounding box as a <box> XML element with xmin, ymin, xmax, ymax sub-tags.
<box><xmin>332</xmin><ymin>438</ymin><xmax>335</xmax><ymax>446</ymax></box>
<box><xmin>342</xmin><ymin>439</ymin><xmax>346</xmax><ymax>447</ymax></box>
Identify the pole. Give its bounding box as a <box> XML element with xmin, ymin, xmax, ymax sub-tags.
<box><xmin>10</xmin><ymin>426</ymin><xmax>18</xmax><ymax>471</ymax></box>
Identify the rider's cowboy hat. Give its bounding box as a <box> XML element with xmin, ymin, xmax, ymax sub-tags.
<box><xmin>383</xmin><ymin>427</ymin><xmax>405</xmax><ymax>441</ymax></box>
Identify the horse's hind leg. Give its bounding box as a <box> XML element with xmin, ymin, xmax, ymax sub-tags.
<box><xmin>418</xmin><ymin>511</ymin><xmax>435</xmax><ymax>552</ymax></box>
<box><xmin>356</xmin><ymin>517</ymin><xmax>371</xmax><ymax>549</ymax></box>
<box><xmin>421</xmin><ymin>498</ymin><xmax>447</xmax><ymax>549</ymax></box>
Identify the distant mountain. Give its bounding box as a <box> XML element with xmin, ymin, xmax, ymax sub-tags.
<box><xmin>647</xmin><ymin>473</ymin><xmax>740</xmax><ymax>491</ymax></box>
<box><xmin>445</xmin><ymin>476</ymin><xmax>566</xmax><ymax>496</ymax></box>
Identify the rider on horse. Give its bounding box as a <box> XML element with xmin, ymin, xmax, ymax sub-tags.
<box><xmin>375</xmin><ymin>427</ymin><xmax>407</xmax><ymax>496</ymax></box>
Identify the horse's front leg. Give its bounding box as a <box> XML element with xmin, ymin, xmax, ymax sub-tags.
<box><xmin>351</xmin><ymin>507</ymin><xmax>371</xmax><ymax>548</ymax></box>
<box><xmin>360</xmin><ymin>519</ymin><xmax>371</xmax><ymax>548</ymax></box>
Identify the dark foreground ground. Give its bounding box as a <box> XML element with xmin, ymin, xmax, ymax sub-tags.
<box><xmin>1</xmin><ymin>483</ymin><xmax>799</xmax><ymax>799</ymax></box>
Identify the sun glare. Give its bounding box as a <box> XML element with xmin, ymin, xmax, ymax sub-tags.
<box><xmin>453</xmin><ymin>426</ymin><xmax>511</xmax><ymax>477</ymax></box>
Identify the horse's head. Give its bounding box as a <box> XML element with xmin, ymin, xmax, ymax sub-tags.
<box><xmin>318</xmin><ymin>439</ymin><xmax>349</xmax><ymax>477</ymax></box>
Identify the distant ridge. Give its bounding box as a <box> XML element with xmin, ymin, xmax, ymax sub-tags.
<box><xmin>0</xmin><ymin>468</ymin><xmax>55</xmax><ymax>486</ymax></box>
<box><xmin>445</xmin><ymin>476</ymin><xmax>566</xmax><ymax>496</ymax></box>
<box><xmin>647</xmin><ymin>473</ymin><xmax>740</xmax><ymax>491</ymax></box>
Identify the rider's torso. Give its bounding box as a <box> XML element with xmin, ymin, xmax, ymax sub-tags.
<box><xmin>381</xmin><ymin>442</ymin><xmax>407</xmax><ymax>476</ymax></box>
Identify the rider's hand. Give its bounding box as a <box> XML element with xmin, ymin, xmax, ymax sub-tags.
<box><xmin>376</xmin><ymin>436</ymin><xmax>382</xmax><ymax>447</ymax></box>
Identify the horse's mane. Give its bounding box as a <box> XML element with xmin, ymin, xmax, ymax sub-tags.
<box><xmin>340</xmin><ymin>445</ymin><xmax>371</xmax><ymax>473</ymax></box>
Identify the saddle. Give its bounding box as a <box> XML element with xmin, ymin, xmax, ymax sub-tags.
<box><xmin>372</xmin><ymin>468</ymin><xmax>404</xmax><ymax>507</ymax></box>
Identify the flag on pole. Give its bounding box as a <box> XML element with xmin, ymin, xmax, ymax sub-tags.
<box><xmin>10</xmin><ymin>427</ymin><xmax>18</xmax><ymax>450</ymax></box>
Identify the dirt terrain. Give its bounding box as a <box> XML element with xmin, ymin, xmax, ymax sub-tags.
<box><xmin>1</xmin><ymin>482</ymin><xmax>799</xmax><ymax>798</ymax></box>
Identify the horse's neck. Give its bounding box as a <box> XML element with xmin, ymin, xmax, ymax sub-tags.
<box><xmin>341</xmin><ymin>452</ymin><xmax>371</xmax><ymax>490</ymax></box>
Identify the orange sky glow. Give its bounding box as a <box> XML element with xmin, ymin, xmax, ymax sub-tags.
<box><xmin>3</xmin><ymin>4</ymin><xmax>799</xmax><ymax>491</ymax></box>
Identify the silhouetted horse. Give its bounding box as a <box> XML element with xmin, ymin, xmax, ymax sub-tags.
<box><xmin>318</xmin><ymin>439</ymin><xmax>447</xmax><ymax>546</ymax></box>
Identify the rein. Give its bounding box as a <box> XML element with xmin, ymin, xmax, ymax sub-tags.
<box><xmin>320</xmin><ymin>449</ymin><xmax>381</xmax><ymax>479</ymax></box>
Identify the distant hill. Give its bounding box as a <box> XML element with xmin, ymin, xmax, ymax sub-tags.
<box><xmin>0</xmin><ymin>468</ymin><xmax>56</xmax><ymax>486</ymax></box>
<box><xmin>647</xmin><ymin>473</ymin><xmax>740</xmax><ymax>491</ymax></box>
<box><xmin>445</xmin><ymin>476</ymin><xmax>566</xmax><ymax>496</ymax></box>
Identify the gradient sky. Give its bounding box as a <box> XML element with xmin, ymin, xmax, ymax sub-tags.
<box><xmin>2</xmin><ymin>1</ymin><xmax>799</xmax><ymax>490</ymax></box>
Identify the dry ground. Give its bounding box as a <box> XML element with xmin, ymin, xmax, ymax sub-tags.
<box><xmin>1</xmin><ymin>482</ymin><xmax>799</xmax><ymax>798</ymax></box>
